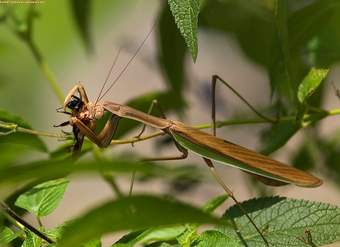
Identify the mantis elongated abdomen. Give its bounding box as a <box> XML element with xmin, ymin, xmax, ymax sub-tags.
<box><xmin>169</xmin><ymin>122</ymin><xmax>321</xmax><ymax>187</ymax></box>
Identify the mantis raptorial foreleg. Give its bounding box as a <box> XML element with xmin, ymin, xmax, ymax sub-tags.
<box><xmin>64</xmin><ymin>83</ymin><xmax>89</xmax><ymax>109</ymax></box>
<box><xmin>71</xmin><ymin>114</ymin><xmax>120</xmax><ymax>148</ymax></box>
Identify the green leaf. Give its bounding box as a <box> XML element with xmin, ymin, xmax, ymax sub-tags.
<box><xmin>15</xmin><ymin>178</ymin><xmax>69</xmax><ymax>217</ymax></box>
<box><xmin>21</xmin><ymin>230</ymin><xmax>41</xmax><ymax>247</ymax></box>
<box><xmin>176</xmin><ymin>195</ymin><xmax>228</xmax><ymax>247</ymax></box>
<box><xmin>112</xmin><ymin>228</ymin><xmax>186</xmax><ymax>247</ymax></box>
<box><xmin>202</xmin><ymin>194</ymin><xmax>228</xmax><ymax>213</ymax></box>
<box><xmin>289</xmin><ymin>0</ymin><xmax>340</xmax><ymax>52</ymax></box>
<box><xmin>158</xmin><ymin>6</ymin><xmax>187</xmax><ymax>96</ymax></box>
<box><xmin>0</xmin><ymin>143</ymin><xmax>30</xmax><ymax>168</ymax></box>
<box><xmin>291</xmin><ymin>142</ymin><xmax>316</xmax><ymax>171</ymax></box>
<box><xmin>83</xmin><ymin>239</ymin><xmax>101</xmax><ymax>247</ymax></box>
<box><xmin>298</xmin><ymin>68</ymin><xmax>329</xmax><ymax>103</ymax></box>
<box><xmin>111</xmin><ymin>244</ymin><xmax>130</xmax><ymax>247</ymax></box>
<box><xmin>177</xmin><ymin>225</ymin><xmax>198</xmax><ymax>247</ymax></box>
<box><xmin>58</xmin><ymin>195</ymin><xmax>220</xmax><ymax>247</ymax></box>
<box><xmin>316</xmin><ymin>132</ymin><xmax>340</xmax><ymax>186</ymax></box>
<box><xmin>0</xmin><ymin>157</ymin><xmax>201</xmax><ymax>190</ymax></box>
<box><xmin>0</xmin><ymin>227</ymin><xmax>18</xmax><ymax>244</ymax></box>
<box><xmin>199</xmin><ymin>1</ymin><xmax>303</xmax><ymax>107</ymax></box>
<box><xmin>70</xmin><ymin>0</ymin><xmax>93</xmax><ymax>52</ymax></box>
<box><xmin>260</xmin><ymin>121</ymin><xmax>300</xmax><ymax>155</ymax></box>
<box><xmin>114</xmin><ymin>195</ymin><xmax>226</xmax><ymax>246</ymax></box>
<box><xmin>167</xmin><ymin>0</ymin><xmax>199</xmax><ymax>61</ymax></box>
<box><xmin>192</xmin><ymin>230</ymin><xmax>240</xmax><ymax>247</ymax></box>
<box><xmin>220</xmin><ymin>197</ymin><xmax>340</xmax><ymax>246</ymax></box>
<box><xmin>49</xmin><ymin>139</ymin><xmax>93</xmax><ymax>160</ymax></box>
<box><xmin>0</xmin><ymin>109</ymin><xmax>47</xmax><ymax>152</ymax></box>
<box><xmin>137</xmin><ymin>226</ymin><xmax>186</xmax><ymax>245</ymax></box>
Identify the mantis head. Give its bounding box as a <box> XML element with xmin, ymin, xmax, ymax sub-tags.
<box><xmin>66</xmin><ymin>95</ymin><xmax>84</xmax><ymax>112</ymax></box>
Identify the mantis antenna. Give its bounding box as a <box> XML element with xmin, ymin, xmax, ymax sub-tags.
<box><xmin>97</xmin><ymin>24</ymin><xmax>155</xmax><ymax>102</ymax></box>
<box><xmin>94</xmin><ymin>48</ymin><xmax>121</xmax><ymax>106</ymax></box>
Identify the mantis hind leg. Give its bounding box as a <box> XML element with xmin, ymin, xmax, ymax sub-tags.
<box><xmin>203</xmin><ymin>157</ymin><xmax>269</xmax><ymax>246</ymax></box>
<box><xmin>209</xmin><ymin>75</ymin><xmax>270</xmax><ymax>246</ymax></box>
<box><xmin>211</xmin><ymin>75</ymin><xmax>275</xmax><ymax>135</ymax></box>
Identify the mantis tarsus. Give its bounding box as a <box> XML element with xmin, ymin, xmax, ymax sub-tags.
<box><xmin>55</xmin><ymin>30</ymin><xmax>322</xmax><ymax>247</ymax></box>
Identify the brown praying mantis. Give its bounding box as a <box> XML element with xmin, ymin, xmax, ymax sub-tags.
<box><xmin>55</xmin><ymin>76</ymin><xmax>322</xmax><ymax>246</ymax></box>
<box><xmin>54</xmin><ymin>31</ymin><xmax>322</xmax><ymax>246</ymax></box>
<box><xmin>58</xmin><ymin>79</ymin><xmax>322</xmax><ymax>189</ymax></box>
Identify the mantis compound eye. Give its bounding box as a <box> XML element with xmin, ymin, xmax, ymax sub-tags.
<box><xmin>66</xmin><ymin>96</ymin><xmax>83</xmax><ymax>111</ymax></box>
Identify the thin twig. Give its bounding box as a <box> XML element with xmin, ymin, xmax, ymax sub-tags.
<box><xmin>0</xmin><ymin>121</ymin><xmax>65</xmax><ymax>138</ymax></box>
<box><xmin>0</xmin><ymin>202</ymin><xmax>54</xmax><ymax>244</ymax></box>
<box><xmin>110</xmin><ymin>109</ymin><xmax>340</xmax><ymax>146</ymax></box>
<box><xmin>102</xmin><ymin>173</ymin><xmax>124</xmax><ymax>198</ymax></box>
<box><xmin>92</xmin><ymin>146</ymin><xmax>124</xmax><ymax>198</ymax></box>
<box><xmin>1</xmin><ymin>107</ymin><xmax>340</xmax><ymax>144</ymax></box>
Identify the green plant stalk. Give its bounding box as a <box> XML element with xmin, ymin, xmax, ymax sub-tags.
<box><xmin>2</xmin><ymin>107</ymin><xmax>340</xmax><ymax>143</ymax></box>
<box><xmin>92</xmin><ymin>146</ymin><xmax>124</xmax><ymax>198</ymax></box>
<box><xmin>0</xmin><ymin>121</ymin><xmax>65</xmax><ymax>138</ymax></box>
<box><xmin>102</xmin><ymin>173</ymin><xmax>124</xmax><ymax>198</ymax></box>
<box><xmin>7</xmin><ymin>7</ymin><xmax>64</xmax><ymax>103</ymax></box>
<box><xmin>26</xmin><ymin>39</ymin><xmax>64</xmax><ymax>104</ymax></box>
<box><xmin>0</xmin><ymin>202</ymin><xmax>54</xmax><ymax>244</ymax></box>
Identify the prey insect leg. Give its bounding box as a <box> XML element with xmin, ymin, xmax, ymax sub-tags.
<box><xmin>53</xmin><ymin>121</ymin><xmax>70</xmax><ymax>127</ymax></box>
<box><xmin>72</xmin><ymin>126</ymin><xmax>85</xmax><ymax>156</ymax></box>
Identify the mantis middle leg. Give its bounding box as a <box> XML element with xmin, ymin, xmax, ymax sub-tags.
<box><xmin>211</xmin><ymin>75</ymin><xmax>275</xmax><ymax>135</ymax></box>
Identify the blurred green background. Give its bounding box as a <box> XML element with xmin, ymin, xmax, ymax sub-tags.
<box><xmin>2</xmin><ymin>1</ymin><xmax>340</xmax><ymax>245</ymax></box>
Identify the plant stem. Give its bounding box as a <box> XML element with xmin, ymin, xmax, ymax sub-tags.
<box><xmin>7</xmin><ymin>8</ymin><xmax>64</xmax><ymax>104</ymax></box>
<box><xmin>36</xmin><ymin>216</ymin><xmax>43</xmax><ymax>228</ymax></box>
<box><xmin>26</xmin><ymin>39</ymin><xmax>64</xmax><ymax>104</ymax></box>
<box><xmin>327</xmin><ymin>108</ymin><xmax>340</xmax><ymax>116</ymax></box>
<box><xmin>102</xmin><ymin>173</ymin><xmax>124</xmax><ymax>198</ymax></box>
<box><xmin>0</xmin><ymin>202</ymin><xmax>54</xmax><ymax>244</ymax></box>
<box><xmin>2</xmin><ymin>107</ymin><xmax>340</xmax><ymax>144</ymax></box>
<box><xmin>0</xmin><ymin>121</ymin><xmax>65</xmax><ymax>138</ymax></box>
<box><xmin>92</xmin><ymin>146</ymin><xmax>124</xmax><ymax>198</ymax></box>
<box><xmin>110</xmin><ymin>108</ymin><xmax>340</xmax><ymax>145</ymax></box>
